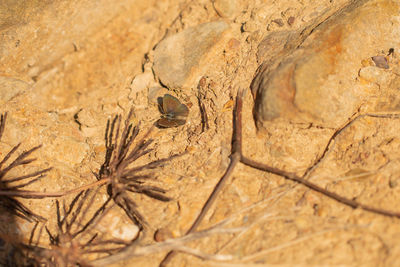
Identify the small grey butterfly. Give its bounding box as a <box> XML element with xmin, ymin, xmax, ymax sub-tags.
<box><xmin>157</xmin><ymin>94</ymin><xmax>189</xmax><ymax>128</ymax></box>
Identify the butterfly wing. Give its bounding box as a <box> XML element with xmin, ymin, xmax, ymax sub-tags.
<box><xmin>174</xmin><ymin>103</ymin><xmax>189</xmax><ymax>117</ymax></box>
<box><xmin>157</xmin><ymin>117</ymin><xmax>185</xmax><ymax>128</ymax></box>
<box><xmin>158</xmin><ymin>94</ymin><xmax>189</xmax><ymax>128</ymax></box>
<box><xmin>162</xmin><ymin>94</ymin><xmax>181</xmax><ymax>114</ymax></box>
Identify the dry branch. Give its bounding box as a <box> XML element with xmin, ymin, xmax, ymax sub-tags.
<box><xmin>159</xmin><ymin>88</ymin><xmax>400</xmax><ymax>266</ymax></box>
<box><xmin>92</xmin><ymin>220</ymin><xmax>243</xmax><ymax>266</ymax></box>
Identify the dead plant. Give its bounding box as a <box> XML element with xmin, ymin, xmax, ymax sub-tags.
<box><xmin>17</xmin><ymin>189</ymin><xmax>131</xmax><ymax>266</ymax></box>
<box><xmin>0</xmin><ymin>113</ymin><xmax>51</xmax><ymax>222</ymax></box>
<box><xmin>95</xmin><ymin>109</ymin><xmax>181</xmax><ymax>230</ymax></box>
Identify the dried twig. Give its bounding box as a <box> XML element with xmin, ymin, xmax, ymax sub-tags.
<box><xmin>239</xmin><ymin>227</ymin><xmax>351</xmax><ymax>262</ymax></box>
<box><xmin>159</xmin><ymin>88</ymin><xmax>400</xmax><ymax>266</ymax></box>
<box><xmin>159</xmin><ymin>89</ymin><xmax>245</xmax><ymax>266</ymax></box>
<box><xmin>0</xmin><ymin>179</ymin><xmax>109</xmax><ymax>198</ymax></box>
<box><xmin>92</xmin><ymin>219</ymin><xmax>243</xmax><ymax>266</ymax></box>
<box><xmin>237</xmin><ymin>91</ymin><xmax>400</xmax><ymax>217</ymax></box>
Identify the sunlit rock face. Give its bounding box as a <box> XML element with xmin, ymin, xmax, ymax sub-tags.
<box><xmin>252</xmin><ymin>0</ymin><xmax>400</xmax><ymax>130</ymax></box>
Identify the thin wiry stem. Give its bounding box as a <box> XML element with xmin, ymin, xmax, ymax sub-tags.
<box><xmin>92</xmin><ymin>219</ymin><xmax>243</xmax><ymax>266</ymax></box>
<box><xmin>159</xmin><ymin>88</ymin><xmax>400</xmax><ymax>266</ymax></box>
<box><xmin>0</xmin><ymin>178</ymin><xmax>110</xmax><ymax>198</ymax></box>
<box><xmin>159</xmin><ymin>89</ymin><xmax>245</xmax><ymax>267</ymax></box>
<box><xmin>3</xmin><ymin>168</ymin><xmax>51</xmax><ymax>184</ymax></box>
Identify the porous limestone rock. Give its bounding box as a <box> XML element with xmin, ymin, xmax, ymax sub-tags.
<box><xmin>251</xmin><ymin>0</ymin><xmax>400</xmax><ymax>130</ymax></box>
<box><xmin>153</xmin><ymin>21</ymin><xmax>231</xmax><ymax>90</ymax></box>
<box><xmin>212</xmin><ymin>0</ymin><xmax>239</xmax><ymax>18</ymax></box>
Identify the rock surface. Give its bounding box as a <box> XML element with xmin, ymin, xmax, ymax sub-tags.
<box><xmin>251</xmin><ymin>0</ymin><xmax>400</xmax><ymax>129</ymax></box>
<box><xmin>212</xmin><ymin>0</ymin><xmax>239</xmax><ymax>18</ymax></box>
<box><xmin>153</xmin><ymin>21</ymin><xmax>231</xmax><ymax>90</ymax></box>
<box><xmin>0</xmin><ymin>76</ymin><xmax>30</xmax><ymax>104</ymax></box>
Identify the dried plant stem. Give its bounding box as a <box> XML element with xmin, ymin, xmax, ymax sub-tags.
<box><xmin>237</xmin><ymin>105</ymin><xmax>400</xmax><ymax>217</ymax></box>
<box><xmin>159</xmin><ymin>88</ymin><xmax>400</xmax><ymax>266</ymax></box>
<box><xmin>160</xmin><ymin>155</ymin><xmax>241</xmax><ymax>266</ymax></box>
<box><xmin>239</xmin><ymin>227</ymin><xmax>348</xmax><ymax>262</ymax></box>
<box><xmin>159</xmin><ymin>89</ymin><xmax>245</xmax><ymax>267</ymax></box>
<box><xmin>0</xmin><ymin>178</ymin><xmax>110</xmax><ymax>198</ymax></box>
<box><xmin>240</xmin><ymin>156</ymin><xmax>400</xmax><ymax>217</ymax></box>
<box><xmin>302</xmin><ymin>112</ymin><xmax>400</xmax><ymax>179</ymax></box>
<box><xmin>92</xmin><ymin>221</ymin><xmax>243</xmax><ymax>266</ymax></box>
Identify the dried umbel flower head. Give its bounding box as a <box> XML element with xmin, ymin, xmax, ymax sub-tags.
<box><xmin>39</xmin><ymin>190</ymin><xmax>129</xmax><ymax>266</ymax></box>
<box><xmin>96</xmin><ymin>109</ymin><xmax>180</xmax><ymax>230</ymax></box>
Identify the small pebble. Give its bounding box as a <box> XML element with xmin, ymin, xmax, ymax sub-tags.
<box><xmin>154</xmin><ymin>228</ymin><xmax>174</xmax><ymax>242</ymax></box>
<box><xmin>287</xmin><ymin>16</ymin><xmax>295</xmax><ymax>25</ymax></box>
<box><xmin>371</xmin><ymin>55</ymin><xmax>389</xmax><ymax>69</ymax></box>
<box><xmin>272</xmin><ymin>19</ymin><xmax>284</xmax><ymax>27</ymax></box>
